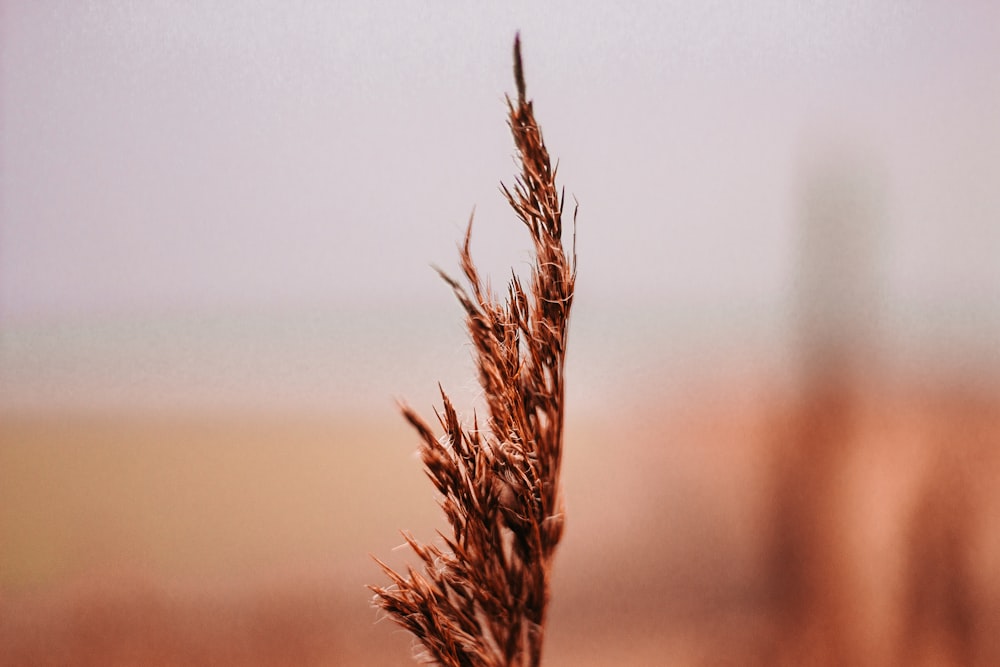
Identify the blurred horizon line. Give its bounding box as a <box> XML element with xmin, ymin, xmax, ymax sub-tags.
<box><xmin>2</xmin><ymin>297</ymin><xmax>997</xmax><ymax>415</ymax></box>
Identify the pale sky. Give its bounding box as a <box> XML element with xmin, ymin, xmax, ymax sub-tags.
<box><xmin>1</xmin><ymin>2</ymin><xmax>998</xmax><ymax>409</ymax></box>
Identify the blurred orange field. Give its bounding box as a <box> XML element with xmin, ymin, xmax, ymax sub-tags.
<box><xmin>2</xmin><ymin>370</ymin><xmax>999</xmax><ymax>666</ymax></box>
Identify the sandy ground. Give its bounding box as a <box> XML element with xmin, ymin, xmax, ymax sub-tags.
<box><xmin>2</xmin><ymin>370</ymin><xmax>999</xmax><ymax>665</ymax></box>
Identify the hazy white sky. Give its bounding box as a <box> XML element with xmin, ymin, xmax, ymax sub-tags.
<box><xmin>1</xmin><ymin>2</ymin><xmax>998</xmax><ymax>334</ymax></box>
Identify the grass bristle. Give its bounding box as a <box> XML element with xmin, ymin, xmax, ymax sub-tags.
<box><xmin>369</xmin><ymin>34</ymin><xmax>576</xmax><ymax>667</ymax></box>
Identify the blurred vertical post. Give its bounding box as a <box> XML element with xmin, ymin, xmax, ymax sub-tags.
<box><xmin>795</xmin><ymin>152</ymin><xmax>883</xmax><ymax>376</ymax></box>
<box><xmin>767</xmin><ymin>148</ymin><xmax>885</xmax><ymax>664</ymax></box>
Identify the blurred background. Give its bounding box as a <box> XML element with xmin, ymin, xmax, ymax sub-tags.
<box><xmin>2</xmin><ymin>2</ymin><xmax>998</xmax><ymax>665</ymax></box>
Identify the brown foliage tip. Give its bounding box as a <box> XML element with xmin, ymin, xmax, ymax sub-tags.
<box><xmin>370</xmin><ymin>34</ymin><xmax>577</xmax><ymax>667</ymax></box>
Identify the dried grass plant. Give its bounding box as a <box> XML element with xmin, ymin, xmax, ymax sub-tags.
<box><xmin>370</xmin><ymin>34</ymin><xmax>576</xmax><ymax>667</ymax></box>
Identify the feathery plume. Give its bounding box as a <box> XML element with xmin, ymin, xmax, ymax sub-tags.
<box><xmin>370</xmin><ymin>33</ymin><xmax>577</xmax><ymax>667</ymax></box>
